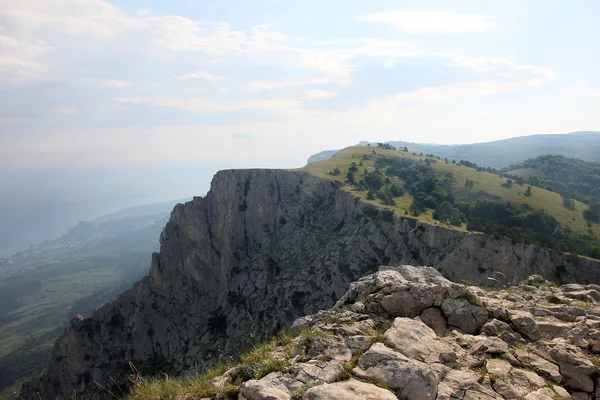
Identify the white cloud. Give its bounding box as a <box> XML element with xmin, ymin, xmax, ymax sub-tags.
<box><xmin>176</xmin><ymin>71</ymin><xmax>222</xmax><ymax>83</ymax></box>
<box><xmin>357</xmin><ymin>10</ymin><xmax>494</xmax><ymax>34</ymax></box>
<box><xmin>0</xmin><ymin>0</ymin><xmax>141</xmax><ymax>38</ymax></box>
<box><xmin>90</xmin><ymin>79</ymin><xmax>130</xmax><ymax>88</ymax></box>
<box><xmin>0</xmin><ymin>34</ymin><xmax>55</xmax><ymax>83</ymax></box>
<box><xmin>113</xmin><ymin>95</ymin><xmax>300</xmax><ymax>112</ymax></box>
<box><xmin>54</xmin><ymin>106</ymin><xmax>77</xmax><ymax>114</ymax></box>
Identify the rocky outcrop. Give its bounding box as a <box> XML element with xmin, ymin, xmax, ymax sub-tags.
<box><xmin>22</xmin><ymin>169</ymin><xmax>600</xmax><ymax>399</ymax></box>
<box><xmin>140</xmin><ymin>266</ymin><xmax>600</xmax><ymax>399</ymax></box>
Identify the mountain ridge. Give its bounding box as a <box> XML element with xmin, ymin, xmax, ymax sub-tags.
<box><xmin>307</xmin><ymin>131</ymin><xmax>600</xmax><ymax>168</ymax></box>
<box><xmin>21</xmin><ymin>168</ymin><xmax>600</xmax><ymax>399</ymax></box>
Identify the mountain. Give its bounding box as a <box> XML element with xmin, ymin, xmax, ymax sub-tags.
<box><xmin>504</xmin><ymin>155</ymin><xmax>600</xmax><ymax>202</ymax></box>
<box><xmin>306</xmin><ymin>150</ymin><xmax>340</xmax><ymax>165</ymax></box>
<box><xmin>0</xmin><ymin>200</ymin><xmax>185</xmax><ymax>397</ymax></box>
<box><xmin>303</xmin><ymin>146</ymin><xmax>600</xmax><ymax>259</ymax></box>
<box><xmin>21</xmin><ymin>168</ymin><xmax>600</xmax><ymax>399</ymax></box>
<box><xmin>306</xmin><ymin>131</ymin><xmax>600</xmax><ymax>168</ymax></box>
<box><xmin>129</xmin><ymin>266</ymin><xmax>600</xmax><ymax>400</ymax></box>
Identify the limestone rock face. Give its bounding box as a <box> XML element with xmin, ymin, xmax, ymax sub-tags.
<box><xmin>21</xmin><ymin>169</ymin><xmax>600</xmax><ymax>399</ymax></box>
<box><xmin>230</xmin><ymin>268</ymin><xmax>600</xmax><ymax>400</ymax></box>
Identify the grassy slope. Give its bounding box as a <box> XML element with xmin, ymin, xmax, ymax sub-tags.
<box><xmin>300</xmin><ymin>146</ymin><xmax>600</xmax><ymax>238</ymax></box>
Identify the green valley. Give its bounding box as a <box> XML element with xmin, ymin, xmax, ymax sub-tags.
<box><xmin>0</xmin><ymin>202</ymin><xmax>184</xmax><ymax>399</ymax></box>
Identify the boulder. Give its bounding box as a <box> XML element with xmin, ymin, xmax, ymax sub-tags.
<box><xmin>510</xmin><ymin>310</ymin><xmax>541</xmax><ymax>341</ymax></box>
<box><xmin>482</xmin><ymin>319</ymin><xmax>525</xmax><ymax>346</ymax></box>
<box><xmin>514</xmin><ymin>348</ymin><xmax>562</xmax><ymax>383</ymax></box>
<box><xmin>384</xmin><ymin>317</ymin><xmax>455</xmax><ymax>364</ymax></box>
<box><xmin>547</xmin><ymin>341</ymin><xmax>596</xmax><ymax>392</ymax></box>
<box><xmin>418</xmin><ymin>307</ymin><xmax>447</xmax><ymax>337</ymax></box>
<box><xmin>441</xmin><ymin>298</ymin><xmax>488</xmax><ymax>334</ymax></box>
<box><xmin>302</xmin><ymin>379</ymin><xmax>397</xmax><ymax>400</ymax></box>
<box><xmin>353</xmin><ymin>342</ymin><xmax>439</xmax><ymax>400</ymax></box>
<box><xmin>240</xmin><ymin>372</ymin><xmax>291</xmax><ymax>400</ymax></box>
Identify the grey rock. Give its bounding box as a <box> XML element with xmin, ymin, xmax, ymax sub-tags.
<box><xmin>547</xmin><ymin>341</ymin><xmax>596</xmax><ymax>392</ymax></box>
<box><xmin>441</xmin><ymin>298</ymin><xmax>488</xmax><ymax>334</ymax></box>
<box><xmin>514</xmin><ymin>348</ymin><xmax>562</xmax><ymax>383</ymax></box>
<box><xmin>570</xmin><ymin>393</ymin><xmax>590</xmax><ymax>400</ymax></box>
<box><xmin>523</xmin><ymin>275</ymin><xmax>547</xmax><ymax>285</ymax></box>
<box><xmin>552</xmin><ymin>385</ymin><xmax>571</xmax><ymax>399</ymax></box>
<box><xmin>240</xmin><ymin>372</ymin><xmax>291</xmax><ymax>400</ymax></box>
<box><xmin>524</xmin><ymin>388</ymin><xmax>558</xmax><ymax>400</ymax></box>
<box><xmin>437</xmin><ymin>370</ymin><xmax>501</xmax><ymax>400</ymax></box>
<box><xmin>511</xmin><ymin>310</ymin><xmax>542</xmax><ymax>341</ymax></box>
<box><xmin>419</xmin><ymin>307</ymin><xmax>447</xmax><ymax>337</ymax></box>
<box><xmin>384</xmin><ymin>317</ymin><xmax>454</xmax><ymax>364</ymax></box>
<box><xmin>353</xmin><ymin>342</ymin><xmax>439</xmax><ymax>400</ymax></box>
<box><xmin>302</xmin><ymin>379</ymin><xmax>396</xmax><ymax>400</ymax></box>
<box><xmin>482</xmin><ymin>319</ymin><xmax>525</xmax><ymax>346</ymax></box>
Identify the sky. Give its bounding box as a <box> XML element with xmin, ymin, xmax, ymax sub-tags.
<box><xmin>1</xmin><ymin>0</ymin><xmax>600</xmax><ymax>169</ymax></box>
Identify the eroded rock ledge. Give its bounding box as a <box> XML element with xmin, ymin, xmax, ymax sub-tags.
<box><xmin>21</xmin><ymin>169</ymin><xmax>600</xmax><ymax>399</ymax></box>
<box><xmin>217</xmin><ymin>266</ymin><xmax>600</xmax><ymax>400</ymax></box>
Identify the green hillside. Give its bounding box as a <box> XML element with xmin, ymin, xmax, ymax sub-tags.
<box><xmin>301</xmin><ymin>146</ymin><xmax>600</xmax><ymax>259</ymax></box>
<box><xmin>504</xmin><ymin>155</ymin><xmax>600</xmax><ymax>203</ymax></box>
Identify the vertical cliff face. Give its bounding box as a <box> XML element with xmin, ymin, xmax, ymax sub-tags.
<box><xmin>22</xmin><ymin>169</ymin><xmax>600</xmax><ymax>399</ymax></box>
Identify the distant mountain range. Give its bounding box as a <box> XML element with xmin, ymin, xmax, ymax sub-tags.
<box><xmin>307</xmin><ymin>131</ymin><xmax>600</xmax><ymax>168</ymax></box>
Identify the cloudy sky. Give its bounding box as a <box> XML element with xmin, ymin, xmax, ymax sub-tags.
<box><xmin>1</xmin><ymin>0</ymin><xmax>599</xmax><ymax>169</ymax></box>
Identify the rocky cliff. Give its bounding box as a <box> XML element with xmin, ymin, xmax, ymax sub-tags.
<box><xmin>22</xmin><ymin>169</ymin><xmax>600</xmax><ymax>399</ymax></box>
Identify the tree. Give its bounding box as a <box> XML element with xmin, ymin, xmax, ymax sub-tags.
<box><xmin>389</xmin><ymin>183</ymin><xmax>404</xmax><ymax>197</ymax></box>
<box><xmin>364</xmin><ymin>173</ymin><xmax>384</xmax><ymax>191</ymax></box>
<box><xmin>450</xmin><ymin>210</ymin><xmax>463</xmax><ymax>227</ymax></box>
<box><xmin>584</xmin><ymin>202</ymin><xmax>600</xmax><ymax>222</ymax></box>
<box><xmin>347</xmin><ymin>170</ymin><xmax>356</xmax><ymax>185</ymax></box>
<box><xmin>464</xmin><ymin>179</ymin><xmax>474</xmax><ymax>189</ymax></box>
<box><xmin>524</xmin><ymin>186</ymin><xmax>532</xmax><ymax>197</ymax></box>
<box><xmin>330</xmin><ymin>167</ymin><xmax>341</xmax><ymax>176</ymax></box>
<box><xmin>563</xmin><ymin>197</ymin><xmax>575</xmax><ymax>211</ymax></box>
<box><xmin>433</xmin><ymin>201</ymin><xmax>455</xmax><ymax>222</ymax></box>
<box><xmin>409</xmin><ymin>198</ymin><xmax>425</xmax><ymax>216</ymax></box>
<box><xmin>501</xmin><ymin>179</ymin><xmax>514</xmax><ymax>188</ymax></box>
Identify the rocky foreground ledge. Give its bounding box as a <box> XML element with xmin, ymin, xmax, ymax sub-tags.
<box><xmin>137</xmin><ymin>265</ymin><xmax>600</xmax><ymax>400</ymax></box>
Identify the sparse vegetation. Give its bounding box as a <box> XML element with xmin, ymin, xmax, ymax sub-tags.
<box><xmin>130</xmin><ymin>331</ymin><xmax>294</xmax><ymax>400</ymax></box>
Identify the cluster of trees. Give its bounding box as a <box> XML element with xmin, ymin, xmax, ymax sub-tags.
<box><xmin>507</xmin><ymin>155</ymin><xmax>600</xmax><ymax>200</ymax></box>
<box><xmin>346</xmin><ymin>161</ymin><xmax>405</xmax><ymax>206</ymax></box>
<box><xmin>345</xmin><ymin>155</ymin><xmax>600</xmax><ymax>259</ymax></box>
<box><xmin>458</xmin><ymin>160</ymin><xmax>499</xmax><ymax>174</ymax></box>
<box><xmin>584</xmin><ymin>203</ymin><xmax>600</xmax><ymax>223</ymax></box>
<box><xmin>503</xmin><ymin>155</ymin><xmax>600</xmax><ymax>223</ymax></box>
